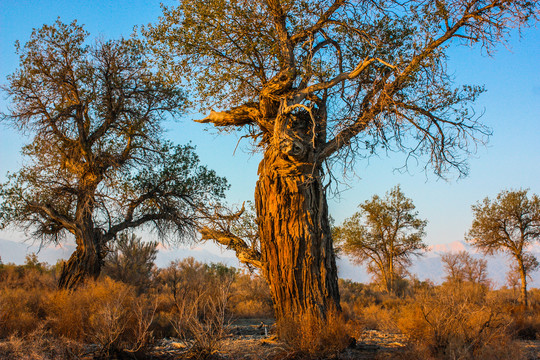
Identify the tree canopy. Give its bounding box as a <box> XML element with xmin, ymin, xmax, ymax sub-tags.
<box><xmin>145</xmin><ymin>0</ymin><xmax>537</xmax><ymax>177</ymax></box>
<box><xmin>467</xmin><ymin>189</ymin><xmax>540</xmax><ymax>305</ymax></box>
<box><xmin>334</xmin><ymin>185</ymin><xmax>427</xmax><ymax>293</ymax></box>
<box><xmin>0</xmin><ymin>20</ymin><xmax>228</xmax><ymax>288</ymax></box>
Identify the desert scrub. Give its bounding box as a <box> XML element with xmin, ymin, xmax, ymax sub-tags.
<box><xmin>278</xmin><ymin>307</ymin><xmax>354</xmax><ymax>359</ymax></box>
<box><xmin>157</xmin><ymin>257</ymin><xmax>234</xmax><ymax>358</ymax></box>
<box><xmin>229</xmin><ymin>271</ymin><xmax>273</xmax><ymax>318</ymax></box>
<box><xmin>397</xmin><ymin>284</ymin><xmax>522</xmax><ymax>359</ymax></box>
<box><xmin>0</xmin><ymin>286</ymin><xmax>49</xmax><ymax>337</ymax></box>
<box><xmin>47</xmin><ymin>278</ymin><xmax>157</xmax><ymax>357</ymax></box>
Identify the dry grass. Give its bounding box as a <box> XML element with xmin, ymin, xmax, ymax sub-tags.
<box><xmin>3</xmin><ymin>259</ymin><xmax>540</xmax><ymax>359</ymax></box>
<box><xmin>0</xmin><ymin>326</ymin><xmax>85</xmax><ymax>360</ymax></box>
<box><xmin>396</xmin><ymin>284</ymin><xmax>523</xmax><ymax>359</ymax></box>
<box><xmin>278</xmin><ymin>308</ymin><xmax>354</xmax><ymax>359</ymax></box>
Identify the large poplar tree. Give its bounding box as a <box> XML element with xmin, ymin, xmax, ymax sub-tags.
<box><xmin>145</xmin><ymin>0</ymin><xmax>538</xmax><ymax>320</ymax></box>
<box><xmin>0</xmin><ymin>21</ymin><xmax>228</xmax><ymax>289</ymax></box>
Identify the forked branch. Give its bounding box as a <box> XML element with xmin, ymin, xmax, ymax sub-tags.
<box><xmin>199</xmin><ymin>203</ymin><xmax>262</xmax><ymax>269</ymax></box>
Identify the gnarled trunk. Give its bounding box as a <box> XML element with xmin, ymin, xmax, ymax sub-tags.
<box><xmin>58</xmin><ymin>230</ymin><xmax>104</xmax><ymax>289</ymax></box>
<box><xmin>255</xmin><ymin>144</ymin><xmax>340</xmax><ymax>321</ymax></box>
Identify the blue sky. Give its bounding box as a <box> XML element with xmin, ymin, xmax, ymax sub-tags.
<box><xmin>1</xmin><ymin>0</ymin><xmax>539</xmax><ymax>251</ymax></box>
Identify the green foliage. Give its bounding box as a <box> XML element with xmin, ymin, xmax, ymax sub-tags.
<box><xmin>334</xmin><ymin>185</ymin><xmax>427</xmax><ymax>294</ymax></box>
<box><xmin>468</xmin><ymin>189</ymin><xmax>540</xmax><ymax>255</ymax></box>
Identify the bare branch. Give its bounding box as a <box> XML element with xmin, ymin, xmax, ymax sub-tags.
<box><xmin>199</xmin><ymin>226</ymin><xmax>262</xmax><ymax>269</ymax></box>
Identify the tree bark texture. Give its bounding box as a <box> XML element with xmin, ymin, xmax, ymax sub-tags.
<box><xmin>58</xmin><ymin>230</ymin><xmax>105</xmax><ymax>289</ymax></box>
<box><xmin>254</xmin><ymin>112</ymin><xmax>340</xmax><ymax>320</ymax></box>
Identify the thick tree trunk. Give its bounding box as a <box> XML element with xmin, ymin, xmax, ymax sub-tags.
<box><xmin>518</xmin><ymin>257</ymin><xmax>528</xmax><ymax>307</ymax></box>
<box><xmin>255</xmin><ymin>149</ymin><xmax>340</xmax><ymax>322</ymax></box>
<box><xmin>58</xmin><ymin>230</ymin><xmax>104</xmax><ymax>289</ymax></box>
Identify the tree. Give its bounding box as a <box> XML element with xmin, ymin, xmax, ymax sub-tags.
<box><xmin>440</xmin><ymin>250</ymin><xmax>489</xmax><ymax>286</ymax></box>
<box><xmin>467</xmin><ymin>189</ymin><xmax>540</xmax><ymax>306</ymax></box>
<box><xmin>102</xmin><ymin>233</ymin><xmax>158</xmax><ymax>293</ymax></box>
<box><xmin>334</xmin><ymin>185</ymin><xmax>427</xmax><ymax>294</ymax></box>
<box><xmin>0</xmin><ymin>21</ymin><xmax>228</xmax><ymax>289</ymax></box>
<box><xmin>145</xmin><ymin>0</ymin><xmax>538</xmax><ymax>320</ymax></box>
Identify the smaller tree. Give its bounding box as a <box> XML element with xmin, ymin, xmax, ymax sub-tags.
<box><xmin>467</xmin><ymin>189</ymin><xmax>540</xmax><ymax>306</ymax></box>
<box><xmin>440</xmin><ymin>251</ymin><xmax>489</xmax><ymax>287</ymax></box>
<box><xmin>0</xmin><ymin>21</ymin><xmax>228</xmax><ymax>289</ymax></box>
<box><xmin>102</xmin><ymin>233</ymin><xmax>158</xmax><ymax>293</ymax></box>
<box><xmin>334</xmin><ymin>185</ymin><xmax>427</xmax><ymax>294</ymax></box>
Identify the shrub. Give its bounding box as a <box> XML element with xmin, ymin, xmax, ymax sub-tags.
<box><xmin>229</xmin><ymin>271</ymin><xmax>273</xmax><ymax>318</ymax></box>
<box><xmin>0</xmin><ymin>287</ymin><xmax>49</xmax><ymax>337</ymax></box>
<box><xmin>157</xmin><ymin>257</ymin><xmax>234</xmax><ymax>358</ymax></box>
<box><xmin>102</xmin><ymin>233</ymin><xmax>158</xmax><ymax>294</ymax></box>
<box><xmin>278</xmin><ymin>308</ymin><xmax>353</xmax><ymax>359</ymax></box>
<box><xmin>397</xmin><ymin>285</ymin><xmax>522</xmax><ymax>359</ymax></box>
<box><xmin>47</xmin><ymin>278</ymin><xmax>157</xmax><ymax>357</ymax></box>
<box><xmin>0</xmin><ymin>326</ymin><xmax>84</xmax><ymax>360</ymax></box>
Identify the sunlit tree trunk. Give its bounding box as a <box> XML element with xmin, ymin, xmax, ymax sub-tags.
<box><xmin>255</xmin><ymin>146</ymin><xmax>340</xmax><ymax>321</ymax></box>
<box><xmin>517</xmin><ymin>256</ymin><xmax>528</xmax><ymax>307</ymax></box>
<box><xmin>58</xmin><ymin>188</ymin><xmax>105</xmax><ymax>289</ymax></box>
<box><xmin>58</xmin><ymin>231</ymin><xmax>105</xmax><ymax>289</ymax></box>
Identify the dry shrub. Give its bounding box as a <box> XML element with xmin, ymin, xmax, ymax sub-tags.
<box><xmin>0</xmin><ymin>287</ymin><xmax>49</xmax><ymax>337</ymax></box>
<box><xmin>339</xmin><ymin>279</ymin><xmax>406</xmax><ymax>333</ymax></box>
<box><xmin>357</xmin><ymin>304</ymin><xmax>398</xmax><ymax>332</ymax></box>
<box><xmin>278</xmin><ymin>308</ymin><xmax>353</xmax><ymax>359</ymax></box>
<box><xmin>397</xmin><ymin>284</ymin><xmax>522</xmax><ymax>360</ymax></box>
<box><xmin>499</xmin><ymin>300</ymin><xmax>540</xmax><ymax>340</ymax></box>
<box><xmin>510</xmin><ymin>311</ymin><xmax>540</xmax><ymax>340</ymax></box>
<box><xmin>0</xmin><ymin>261</ymin><xmax>56</xmax><ymax>338</ymax></box>
<box><xmin>48</xmin><ymin>278</ymin><xmax>157</xmax><ymax>357</ymax></box>
<box><xmin>47</xmin><ymin>288</ymin><xmax>92</xmax><ymax>341</ymax></box>
<box><xmin>172</xmin><ymin>288</ymin><xmax>230</xmax><ymax>359</ymax></box>
<box><xmin>229</xmin><ymin>271</ymin><xmax>273</xmax><ymax>318</ymax></box>
<box><xmin>0</xmin><ymin>325</ymin><xmax>84</xmax><ymax>360</ymax></box>
<box><xmin>158</xmin><ymin>258</ymin><xmax>234</xmax><ymax>358</ymax></box>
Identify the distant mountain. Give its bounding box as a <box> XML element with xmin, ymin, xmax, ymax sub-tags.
<box><xmin>1</xmin><ymin>238</ymin><xmax>539</xmax><ymax>288</ymax></box>
<box><xmin>0</xmin><ymin>237</ymin><xmax>240</xmax><ymax>268</ymax></box>
<box><xmin>0</xmin><ymin>238</ymin><xmax>75</xmax><ymax>265</ymax></box>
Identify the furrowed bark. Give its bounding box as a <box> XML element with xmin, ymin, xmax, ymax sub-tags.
<box><xmin>255</xmin><ymin>153</ymin><xmax>340</xmax><ymax>320</ymax></box>
<box><xmin>254</xmin><ymin>107</ymin><xmax>340</xmax><ymax>320</ymax></box>
<box><xmin>58</xmin><ymin>230</ymin><xmax>105</xmax><ymax>289</ymax></box>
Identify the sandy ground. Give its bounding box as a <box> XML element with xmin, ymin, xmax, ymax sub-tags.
<box><xmin>149</xmin><ymin>319</ymin><xmax>540</xmax><ymax>360</ymax></box>
<box><xmin>151</xmin><ymin>319</ymin><xmax>409</xmax><ymax>359</ymax></box>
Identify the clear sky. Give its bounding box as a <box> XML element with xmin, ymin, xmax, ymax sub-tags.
<box><xmin>1</xmin><ymin>0</ymin><xmax>539</xmax><ymax>251</ymax></box>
